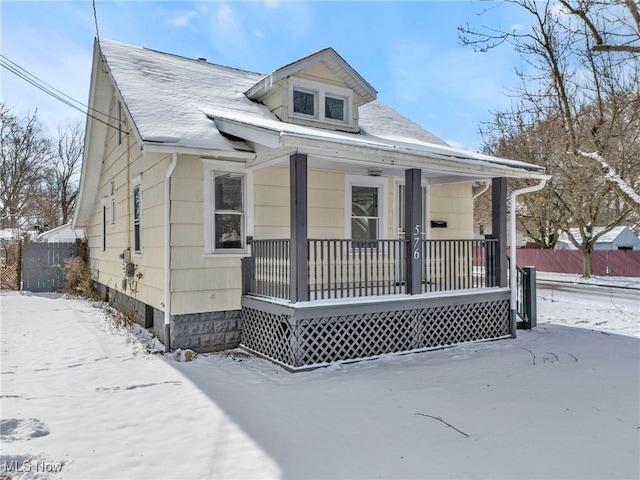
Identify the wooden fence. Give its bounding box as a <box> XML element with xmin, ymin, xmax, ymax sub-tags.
<box><xmin>514</xmin><ymin>249</ymin><xmax>640</xmax><ymax>277</ymax></box>
<box><xmin>0</xmin><ymin>240</ymin><xmax>21</xmax><ymax>290</ymax></box>
<box><xmin>22</xmin><ymin>240</ymin><xmax>79</xmax><ymax>292</ymax></box>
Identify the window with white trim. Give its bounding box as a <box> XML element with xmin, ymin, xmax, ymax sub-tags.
<box><xmin>132</xmin><ymin>176</ymin><xmax>142</xmax><ymax>254</ymax></box>
<box><xmin>289</xmin><ymin>77</ymin><xmax>352</xmax><ymax>126</ymax></box>
<box><xmin>293</xmin><ymin>88</ymin><xmax>315</xmax><ymax>117</ymax></box>
<box><xmin>351</xmin><ymin>186</ymin><xmax>379</xmax><ymax>240</ymax></box>
<box><xmin>213</xmin><ymin>173</ymin><xmax>244</xmax><ymax>250</ymax></box>
<box><xmin>346</xmin><ymin>175</ymin><xmax>386</xmax><ymax>241</ymax></box>
<box><xmin>203</xmin><ymin>161</ymin><xmax>251</xmax><ymax>255</ymax></box>
<box><xmin>110</xmin><ymin>195</ymin><xmax>116</xmax><ymax>225</ymax></box>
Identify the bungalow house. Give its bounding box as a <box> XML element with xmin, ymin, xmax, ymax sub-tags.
<box><xmin>72</xmin><ymin>39</ymin><xmax>548</xmax><ymax>370</ymax></box>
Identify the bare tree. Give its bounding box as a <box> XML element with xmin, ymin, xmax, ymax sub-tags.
<box><xmin>0</xmin><ymin>103</ymin><xmax>51</xmax><ymax>230</ymax></box>
<box><xmin>37</xmin><ymin>121</ymin><xmax>83</xmax><ymax>228</ymax></box>
<box><xmin>460</xmin><ymin>0</ymin><xmax>639</xmax><ymax>276</ymax></box>
<box><xmin>559</xmin><ymin>0</ymin><xmax>640</xmax><ymax>54</ymax></box>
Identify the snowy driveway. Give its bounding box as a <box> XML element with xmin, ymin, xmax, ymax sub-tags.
<box><xmin>1</xmin><ymin>290</ymin><xmax>639</xmax><ymax>480</ymax></box>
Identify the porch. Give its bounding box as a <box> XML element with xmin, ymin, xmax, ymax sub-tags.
<box><xmin>237</xmin><ymin>154</ymin><xmax>540</xmax><ymax>370</ymax></box>
<box><xmin>241</xmin><ymin>237</ymin><xmax>512</xmax><ymax>370</ymax></box>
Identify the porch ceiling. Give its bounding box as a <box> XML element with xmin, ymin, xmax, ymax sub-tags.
<box><xmin>210</xmin><ymin>112</ymin><xmax>549</xmax><ymax>182</ymax></box>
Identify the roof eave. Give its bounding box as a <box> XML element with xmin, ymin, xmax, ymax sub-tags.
<box><xmin>213</xmin><ymin>116</ymin><xmax>548</xmax><ymax>181</ymax></box>
<box><xmin>141</xmin><ymin>142</ymin><xmax>256</xmax><ymax>160</ymax></box>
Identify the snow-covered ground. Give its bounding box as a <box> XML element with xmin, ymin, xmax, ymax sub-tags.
<box><xmin>1</xmin><ymin>278</ymin><xmax>639</xmax><ymax>480</ymax></box>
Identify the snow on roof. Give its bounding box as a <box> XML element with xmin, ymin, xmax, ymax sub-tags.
<box><xmin>37</xmin><ymin>223</ymin><xmax>85</xmax><ymax>242</ymax></box>
<box><xmin>97</xmin><ymin>39</ymin><xmax>545</xmax><ymax>177</ymax></box>
<box><xmin>206</xmin><ymin>106</ymin><xmax>546</xmax><ymax>176</ymax></box>
<box><xmin>97</xmin><ymin>39</ymin><xmax>457</xmax><ymax>155</ymax></box>
<box><xmin>558</xmin><ymin>226</ymin><xmax>635</xmax><ymax>244</ymax></box>
<box><xmin>99</xmin><ymin>39</ymin><xmax>263</xmax><ymax>151</ymax></box>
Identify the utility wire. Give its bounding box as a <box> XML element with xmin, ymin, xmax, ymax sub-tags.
<box><xmin>1</xmin><ymin>55</ymin><xmax>129</xmax><ymax>134</ymax></box>
<box><xmin>2</xmin><ymin>55</ymin><xmax>90</xmax><ymax>113</ymax></box>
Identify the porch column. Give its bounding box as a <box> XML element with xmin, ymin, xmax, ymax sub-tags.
<box><xmin>491</xmin><ymin>177</ymin><xmax>508</xmax><ymax>287</ymax></box>
<box><xmin>405</xmin><ymin>168</ymin><xmax>422</xmax><ymax>295</ymax></box>
<box><xmin>290</xmin><ymin>153</ymin><xmax>309</xmax><ymax>302</ymax></box>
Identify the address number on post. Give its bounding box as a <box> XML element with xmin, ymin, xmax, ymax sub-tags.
<box><xmin>413</xmin><ymin>225</ymin><xmax>420</xmax><ymax>260</ymax></box>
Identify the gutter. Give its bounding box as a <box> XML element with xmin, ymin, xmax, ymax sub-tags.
<box><xmin>509</xmin><ymin>178</ymin><xmax>548</xmax><ymax>337</ymax></box>
<box><xmin>164</xmin><ymin>153</ymin><xmax>178</xmax><ymax>352</ymax></box>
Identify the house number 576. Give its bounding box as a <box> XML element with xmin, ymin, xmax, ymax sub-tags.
<box><xmin>413</xmin><ymin>225</ymin><xmax>420</xmax><ymax>260</ymax></box>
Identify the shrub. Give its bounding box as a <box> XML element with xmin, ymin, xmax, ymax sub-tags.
<box><xmin>63</xmin><ymin>239</ymin><xmax>96</xmax><ymax>299</ymax></box>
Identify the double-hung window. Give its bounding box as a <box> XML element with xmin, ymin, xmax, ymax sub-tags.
<box><xmin>346</xmin><ymin>175</ymin><xmax>386</xmax><ymax>243</ymax></box>
<box><xmin>351</xmin><ymin>186</ymin><xmax>379</xmax><ymax>240</ymax></box>
<box><xmin>132</xmin><ymin>176</ymin><xmax>142</xmax><ymax>254</ymax></box>
<box><xmin>213</xmin><ymin>174</ymin><xmax>244</xmax><ymax>250</ymax></box>
<box><xmin>203</xmin><ymin>161</ymin><xmax>251</xmax><ymax>255</ymax></box>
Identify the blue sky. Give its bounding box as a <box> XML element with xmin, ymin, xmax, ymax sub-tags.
<box><xmin>1</xmin><ymin>1</ymin><xmax>528</xmax><ymax>150</ymax></box>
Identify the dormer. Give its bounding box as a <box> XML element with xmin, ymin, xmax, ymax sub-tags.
<box><xmin>245</xmin><ymin>48</ymin><xmax>377</xmax><ymax>133</ymax></box>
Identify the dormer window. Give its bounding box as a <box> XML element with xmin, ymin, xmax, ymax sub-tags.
<box><xmin>293</xmin><ymin>89</ymin><xmax>316</xmax><ymax>116</ymax></box>
<box><xmin>325</xmin><ymin>95</ymin><xmax>345</xmax><ymax>121</ymax></box>
<box><xmin>289</xmin><ymin>77</ymin><xmax>352</xmax><ymax>126</ymax></box>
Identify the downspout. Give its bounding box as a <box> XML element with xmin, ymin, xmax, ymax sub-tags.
<box><xmin>473</xmin><ymin>181</ymin><xmax>490</xmax><ymax>200</ymax></box>
<box><xmin>164</xmin><ymin>153</ymin><xmax>178</xmax><ymax>352</ymax></box>
<box><xmin>509</xmin><ymin>179</ymin><xmax>547</xmax><ymax>337</ymax></box>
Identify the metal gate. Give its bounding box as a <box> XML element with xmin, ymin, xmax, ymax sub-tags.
<box><xmin>22</xmin><ymin>239</ymin><xmax>79</xmax><ymax>292</ymax></box>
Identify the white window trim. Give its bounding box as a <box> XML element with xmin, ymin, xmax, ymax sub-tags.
<box><xmin>101</xmin><ymin>198</ymin><xmax>107</xmax><ymax>253</ymax></box>
<box><xmin>131</xmin><ymin>175</ymin><xmax>142</xmax><ymax>255</ymax></box>
<box><xmin>345</xmin><ymin>174</ymin><xmax>387</xmax><ymax>240</ymax></box>
<box><xmin>202</xmin><ymin>159</ymin><xmax>253</xmax><ymax>256</ymax></box>
<box><xmin>110</xmin><ymin>194</ymin><xmax>117</xmax><ymax>226</ymax></box>
<box><xmin>289</xmin><ymin>77</ymin><xmax>352</xmax><ymax>127</ymax></box>
<box><xmin>394</xmin><ymin>179</ymin><xmax>430</xmax><ymax>240</ymax></box>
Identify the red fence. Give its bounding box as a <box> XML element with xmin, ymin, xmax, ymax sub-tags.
<box><xmin>513</xmin><ymin>249</ymin><xmax>640</xmax><ymax>277</ymax></box>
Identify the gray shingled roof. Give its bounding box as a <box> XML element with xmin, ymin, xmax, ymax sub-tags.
<box><xmin>98</xmin><ymin>38</ymin><xmax>449</xmax><ymax>151</ymax></box>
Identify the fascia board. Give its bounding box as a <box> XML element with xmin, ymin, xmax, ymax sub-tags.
<box><xmin>281</xmin><ymin>134</ymin><xmax>550</xmax><ymax>180</ymax></box>
<box><xmin>142</xmin><ymin>143</ymin><xmax>255</xmax><ymax>160</ymax></box>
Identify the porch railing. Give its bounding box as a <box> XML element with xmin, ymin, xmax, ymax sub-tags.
<box><xmin>513</xmin><ymin>263</ymin><xmax>537</xmax><ymax>329</ymax></box>
<box><xmin>246</xmin><ymin>238</ymin><xmax>498</xmax><ymax>301</ymax></box>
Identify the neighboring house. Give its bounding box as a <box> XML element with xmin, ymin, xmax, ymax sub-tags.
<box><xmin>0</xmin><ymin>229</ymin><xmax>21</xmax><ymax>241</ymax></box>
<box><xmin>555</xmin><ymin>226</ymin><xmax>640</xmax><ymax>251</ymax></box>
<box><xmin>72</xmin><ymin>39</ymin><xmax>547</xmax><ymax>369</ymax></box>
<box><xmin>37</xmin><ymin>223</ymin><xmax>85</xmax><ymax>243</ymax></box>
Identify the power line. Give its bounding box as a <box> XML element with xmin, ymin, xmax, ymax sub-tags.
<box><xmin>0</xmin><ymin>54</ymin><xmax>129</xmax><ymax>134</ymax></box>
<box><xmin>2</xmin><ymin>55</ymin><xmax>89</xmax><ymax>114</ymax></box>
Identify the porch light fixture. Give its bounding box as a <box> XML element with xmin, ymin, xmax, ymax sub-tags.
<box><xmin>367</xmin><ymin>167</ymin><xmax>383</xmax><ymax>177</ymax></box>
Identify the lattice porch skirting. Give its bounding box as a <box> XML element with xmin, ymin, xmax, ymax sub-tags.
<box><xmin>241</xmin><ymin>288</ymin><xmax>511</xmax><ymax>370</ymax></box>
